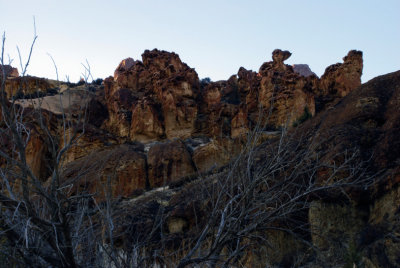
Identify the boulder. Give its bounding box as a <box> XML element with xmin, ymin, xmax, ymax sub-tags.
<box><xmin>114</xmin><ymin>57</ymin><xmax>135</xmax><ymax>81</ymax></box>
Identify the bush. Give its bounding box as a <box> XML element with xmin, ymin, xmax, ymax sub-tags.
<box><xmin>200</xmin><ymin>77</ymin><xmax>211</xmax><ymax>88</ymax></box>
<box><xmin>92</xmin><ymin>78</ymin><xmax>103</xmax><ymax>86</ymax></box>
<box><xmin>46</xmin><ymin>87</ymin><xmax>59</xmax><ymax>96</ymax></box>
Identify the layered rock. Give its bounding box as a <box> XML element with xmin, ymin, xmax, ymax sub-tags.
<box><xmin>258</xmin><ymin>50</ymin><xmax>317</xmax><ymax>127</ymax></box>
<box><xmin>0</xmin><ymin>49</ymin><xmax>365</xmax><ymax>202</ymax></box>
<box><xmin>3</xmin><ymin>76</ymin><xmax>52</xmax><ymax>98</ymax></box>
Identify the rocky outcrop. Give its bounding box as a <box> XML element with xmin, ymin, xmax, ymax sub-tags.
<box><xmin>191</xmin><ymin>137</ymin><xmax>242</xmax><ymax>173</ymax></box>
<box><xmin>16</xmin><ymin>89</ymin><xmax>95</xmax><ymax>115</ymax></box>
<box><xmin>0</xmin><ymin>64</ymin><xmax>19</xmax><ymax>78</ymax></box>
<box><xmin>316</xmin><ymin>50</ymin><xmax>363</xmax><ymax>111</ymax></box>
<box><xmin>3</xmin><ymin>76</ymin><xmax>52</xmax><ymax>98</ymax></box>
<box><xmin>50</xmin><ymin>48</ymin><xmax>364</xmax><ymax>199</ymax></box>
<box><xmin>295</xmin><ymin>70</ymin><xmax>400</xmax><ymax>266</ymax></box>
<box><xmin>1</xmin><ymin>49</ymin><xmax>365</xmax><ymax>201</ymax></box>
<box><xmin>130</xmin><ymin>98</ymin><xmax>164</xmax><ymax>142</ymax></box>
<box><xmin>257</xmin><ymin>49</ymin><xmax>317</xmax><ymax>127</ymax></box>
<box><xmin>6</xmin><ymin>45</ymin><xmax>400</xmax><ymax>268</ymax></box>
<box><xmin>107</xmin><ymin>70</ymin><xmax>399</xmax><ymax>267</ymax></box>
<box><xmin>103</xmin><ymin>49</ymin><xmax>200</xmax><ymax>142</ymax></box>
<box><xmin>320</xmin><ymin>50</ymin><xmax>363</xmax><ymax>98</ymax></box>
<box><xmin>103</xmin><ymin>49</ymin><xmax>363</xmax><ymax>144</ymax></box>
<box><xmin>60</xmin><ymin>125</ymin><xmax>119</xmax><ymax>164</ymax></box>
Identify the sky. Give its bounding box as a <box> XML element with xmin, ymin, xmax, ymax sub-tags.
<box><xmin>1</xmin><ymin>0</ymin><xmax>399</xmax><ymax>83</ymax></box>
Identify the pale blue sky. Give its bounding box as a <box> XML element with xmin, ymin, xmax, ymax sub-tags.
<box><xmin>1</xmin><ymin>0</ymin><xmax>399</xmax><ymax>83</ymax></box>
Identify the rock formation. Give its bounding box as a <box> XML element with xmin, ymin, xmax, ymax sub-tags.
<box><xmin>2</xmin><ymin>47</ymin><xmax>400</xmax><ymax>268</ymax></box>
<box><xmin>1</xmin><ymin>49</ymin><xmax>365</xmax><ymax>199</ymax></box>
<box><xmin>3</xmin><ymin>75</ymin><xmax>52</xmax><ymax>99</ymax></box>
<box><xmin>110</xmin><ymin>70</ymin><xmax>400</xmax><ymax>267</ymax></box>
<box><xmin>0</xmin><ymin>64</ymin><xmax>19</xmax><ymax>78</ymax></box>
<box><xmin>316</xmin><ymin>50</ymin><xmax>363</xmax><ymax>111</ymax></box>
<box><xmin>103</xmin><ymin>49</ymin><xmax>200</xmax><ymax>141</ymax></box>
<box><xmin>147</xmin><ymin>139</ymin><xmax>195</xmax><ymax>188</ymax></box>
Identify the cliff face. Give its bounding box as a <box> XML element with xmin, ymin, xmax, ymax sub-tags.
<box><xmin>5</xmin><ymin>49</ymin><xmax>397</xmax><ymax>267</ymax></box>
<box><xmin>105</xmin><ymin>70</ymin><xmax>400</xmax><ymax>267</ymax></box>
<box><xmin>80</xmin><ymin>48</ymin><xmax>361</xmax><ymax>198</ymax></box>
<box><xmin>0</xmin><ymin>64</ymin><xmax>19</xmax><ymax>78</ymax></box>
<box><xmin>1</xmin><ymin>49</ymin><xmax>365</xmax><ymax>198</ymax></box>
<box><xmin>104</xmin><ymin>49</ymin><xmax>200</xmax><ymax>141</ymax></box>
<box><xmin>103</xmin><ymin>48</ymin><xmax>363</xmax><ymax>144</ymax></box>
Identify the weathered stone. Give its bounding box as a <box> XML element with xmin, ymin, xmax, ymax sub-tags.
<box><xmin>61</xmin><ymin>125</ymin><xmax>119</xmax><ymax>164</ymax></box>
<box><xmin>231</xmin><ymin>105</ymin><xmax>249</xmax><ymax>138</ymax></box>
<box><xmin>130</xmin><ymin>98</ymin><xmax>164</xmax><ymax>142</ymax></box>
<box><xmin>192</xmin><ymin>139</ymin><xmax>231</xmax><ymax>173</ymax></box>
<box><xmin>114</xmin><ymin>57</ymin><xmax>135</xmax><ymax>81</ymax></box>
<box><xmin>3</xmin><ymin>76</ymin><xmax>52</xmax><ymax>98</ymax></box>
<box><xmin>104</xmin><ymin>49</ymin><xmax>200</xmax><ymax>141</ymax></box>
<box><xmin>0</xmin><ymin>64</ymin><xmax>19</xmax><ymax>78</ymax></box>
<box><xmin>147</xmin><ymin>139</ymin><xmax>195</xmax><ymax>188</ymax></box>
<box><xmin>62</xmin><ymin>144</ymin><xmax>147</xmax><ymax>200</ymax></box>
<box><xmin>320</xmin><ymin>50</ymin><xmax>363</xmax><ymax>98</ymax></box>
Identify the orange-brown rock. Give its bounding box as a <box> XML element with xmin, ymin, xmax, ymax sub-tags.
<box><xmin>130</xmin><ymin>98</ymin><xmax>164</xmax><ymax>142</ymax></box>
<box><xmin>147</xmin><ymin>139</ymin><xmax>195</xmax><ymax>188</ymax></box>
<box><xmin>104</xmin><ymin>49</ymin><xmax>200</xmax><ymax>141</ymax></box>
<box><xmin>103</xmin><ymin>77</ymin><xmax>138</xmax><ymax>137</ymax></box>
<box><xmin>231</xmin><ymin>105</ymin><xmax>249</xmax><ymax>138</ymax></box>
<box><xmin>103</xmin><ymin>49</ymin><xmax>363</xmax><ymax>143</ymax></box>
<box><xmin>0</xmin><ymin>64</ymin><xmax>19</xmax><ymax>78</ymax></box>
<box><xmin>256</xmin><ymin>50</ymin><xmax>316</xmax><ymax>127</ymax></box>
<box><xmin>62</xmin><ymin>144</ymin><xmax>147</xmax><ymax>200</ymax></box>
<box><xmin>25</xmin><ymin>134</ymin><xmax>50</xmax><ymax>181</ymax></box>
<box><xmin>320</xmin><ymin>50</ymin><xmax>363</xmax><ymax>98</ymax></box>
<box><xmin>191</xmin><ymin>137</ymin><xmax>242</xmax><ymax>173</ymax></box>
<box><xmin>61</xmin><ymin>125</ymin><xmax>119</xmax><ymax>164</ymax></box>
<box><xmin>3</xmin><ymin>76</ymin><xmax>52</xmax><ymax>98</ymax></box>
<box><xmin>197</xmin><ymin>78</ymin><xmax>239</xmax><ymax>137</ymax></box>
<box><xmin>0</xmin><ymin>109</ymin><xmax>57</xmax><ymax>182</ymax></box>
<box><xmin>114</xmin><ymin>57</ymin><xmax>135</xmax><ymax>82</ymax></box>
<box><xmin>237</xmin><ymin>67</ymin><xmax>261</xmax><ymax>115</ymax></box>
